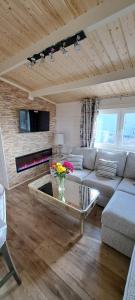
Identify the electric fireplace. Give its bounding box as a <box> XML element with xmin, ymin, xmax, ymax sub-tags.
<box><xmin>15</xmin><ymin>148</ymin><xmax>52</xmax><ymax>173</ymax></box>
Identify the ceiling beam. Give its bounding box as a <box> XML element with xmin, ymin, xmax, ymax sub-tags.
<box><xmin>0</xmin><ymin>77</ymin><xmax>30</xmax><ymax>93</ymax></box>
<box><xmin>31</xmin><ymin>68</ymin><xmax>135</xmax><ymax>97</ymax></box>
<box><xmin>0</xmin><ymin>77</ymin><xmax>56</xmax><ymax>105</ymax></box>
<box><xmin>0</xmin><ymin>0</ymin><xmax>135</xmax><ymax>76</ymax></box>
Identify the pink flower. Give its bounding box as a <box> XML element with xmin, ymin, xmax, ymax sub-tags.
<box><xmin>63</xmin><ymin>161</ymin><xmax>74</xmax><ymax>172</ymax></box>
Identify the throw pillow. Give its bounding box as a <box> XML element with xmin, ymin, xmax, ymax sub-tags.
<box><xmin>66</xmin><ymin>154</ymin><xmax>83</xmax><ymax>170</ymax></box>
<box><xmin>96</xmin><ymin>159</ymin><xmax>117</xmax><ymax>179</ymax></box>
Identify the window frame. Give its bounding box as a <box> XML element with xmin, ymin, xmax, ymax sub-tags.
<box><xmin>94</xmin><ymin>108</ymin><xmax>135</xmax><ymax>151</ymax></box>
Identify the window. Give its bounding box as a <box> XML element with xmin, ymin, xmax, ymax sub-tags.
<box><xmin>95</xmin><ymin>113</ymin><xmax>118</xmax><ymax>144</ymax></box>
<box><xmin>123</xmin><ymin>113</ymin><xmax>135</xmax><ymax>145</ymax></box>
<box><xmin>95</xmin><ymin>109</ymin><xmax>135</xmax><ymax>150</ymax></box>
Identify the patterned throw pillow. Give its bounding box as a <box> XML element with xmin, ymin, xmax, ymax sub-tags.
<box><xmin>66</xmin><ymin>154</ymin><xmax>83</xmax><ymax>170</ymax></box>
<box><xmin>96</xmin><ymin>159</ymin><xmax>117</xmax><ymax>179</ymax></box>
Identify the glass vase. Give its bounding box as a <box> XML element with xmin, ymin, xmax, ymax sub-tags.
<box><xmin>57</xmin><ymin>176</ymin><xmax>65</xmax><ymax>202</ymax></box>
<box><xmin>57</xmin><ymin>176</ymin><xmax>65</xmax><ymax>191</ymax></box>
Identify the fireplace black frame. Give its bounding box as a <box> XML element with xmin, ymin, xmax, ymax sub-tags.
<box><xmin>15</xmin><ymin>148</ymin><xmax>52</xmax><ymax>173</ymax></box>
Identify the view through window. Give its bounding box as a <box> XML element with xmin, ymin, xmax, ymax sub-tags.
<box><xmin>95</xmin><ymin>113</ymin><xmax>117</xmax><ymax>144</ymax></box>
<box><xmin>95</xmin><ymin>110</ymin><xmax>135</xmax><ymax>149</ymax></box>
<box><xmin>123</xmin><ymin>113</ymin><xmax>135</xmax><ymax>145</ymax></box>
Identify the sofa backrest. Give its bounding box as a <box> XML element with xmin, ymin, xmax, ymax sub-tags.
<box><xmin>72</xmin><ymin>147</ymin><xmax>96</xmax><ymax>170</ymax></box>
<box><xmin>95</xmin><ymin>150</ymin><xmax>127</xmax><ymax>177</ymax></box>
<box><xmin>124</xmin><ymin>152</ymin><xmax>135</xmax><ymax>180</ymax></box>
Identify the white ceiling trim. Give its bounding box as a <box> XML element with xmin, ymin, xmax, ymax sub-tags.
<box><xmin>31</xmin><ymin>68</ymin><xmax>135</xmax><ymax>97</ymax></box>
<box><xmin>0</xmin><ymin>77</ymin><xmax>56</xmax><ymax>105</ymax></box>
<box><xmin>0</xmin><ymin>0</ymin><xmax>134</xmax><ymax>76</ymax></box>
<box><xmin>0</xmin><ymin>76</ymin><xmax>29</xmax><ymax>93</ymax></box>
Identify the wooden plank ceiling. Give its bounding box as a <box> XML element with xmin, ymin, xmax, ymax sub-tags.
<box><xmin>0</xmin><ymin>0</ymin><xmax>98</xmax><ymax>63</ymax></box>
<box><xmin>45</xmin><ymin>78</ymin><xmax>135</xmax><ymax>103</ymax></box>
<box><xmin>0</xmin><ymin>1</ymin><xmax>135</xmax><ymax>103</ymax></box>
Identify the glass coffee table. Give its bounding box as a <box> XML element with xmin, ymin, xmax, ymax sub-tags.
<box><xmin>28</xmin><ymin>175</ymin><xmax>99</xmax><ymax>238</ymax></box>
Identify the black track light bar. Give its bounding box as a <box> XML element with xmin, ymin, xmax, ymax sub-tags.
<box><xmin>27</xmin><ymin>30</ymin><xmax>86</xmax><ymax>63</ymax></box>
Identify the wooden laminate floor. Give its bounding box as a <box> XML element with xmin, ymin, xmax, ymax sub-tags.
<box><xmin>0</xmin><ymin>180</ymin><xmax>130</xmax><ymax>300</ymax></box>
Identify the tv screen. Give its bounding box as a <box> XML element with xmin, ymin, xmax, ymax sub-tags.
<box><xmin>19</xmin><ymin>110</ymin><xmax>50</xmax><ymax>132</ymax></box>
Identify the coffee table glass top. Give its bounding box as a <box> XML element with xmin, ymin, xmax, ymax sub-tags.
<box><xmin>30</xmin><ymin>175</ymin><xmax>99</xmax><ymax>213</ymax></box>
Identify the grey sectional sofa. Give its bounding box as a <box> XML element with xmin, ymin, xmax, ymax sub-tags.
<box><xmin>101</xmin><ymin>152</ymin><xmax>135</xmax><ymax>258</ymax></box>
<box><xmin>67</xmin><ymin>148</ymin><xmax>135</xmax><ymax>257</ymax></box>
<box><xmin>68</xmin><ymin>147</ymin><xmax>127</xmax><ymax>207</ymax></box>
<box><xmin>102</xmin><ymin>190</ymin><xmax>135</xmax><ymax>257</ymax></box>
<box><xmin>66</xmin><ymin>148</ymin><xmax>135</xmax><ymax>299</ymax></box>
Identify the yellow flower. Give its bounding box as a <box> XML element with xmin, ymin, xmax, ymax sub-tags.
<box><xmin>61</xmin><ymin>166</ymin><xmax>66</xmax><ymax>172</ymax></box>
<box><xmin>56</xmin><ymin>162</ymin><xmax>62</xmax><ymax>167</ymax></box>
<box><xmin>57</xmin><ymin>165</ymin><xmax>66</xmax><ymax>174</ymax></box>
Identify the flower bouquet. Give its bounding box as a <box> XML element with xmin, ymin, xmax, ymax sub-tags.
<box><xmin>50</xmin><ymin>161</ymin><xmax>74</xmax><ymax>192</ymax></box>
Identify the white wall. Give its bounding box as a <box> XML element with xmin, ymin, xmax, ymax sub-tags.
<box><xmin>56</xmin><ymin>96</ymin><xmax>135</xmax><ymax>148</ymax></box>
<box><xmin>56</xmin><ymin>102</ymin><xmax>81</xmax><ymax>149</ymax></box>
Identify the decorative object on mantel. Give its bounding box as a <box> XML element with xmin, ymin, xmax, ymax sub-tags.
<box><xmin>27</xmin><ymin>30</ymin><xmax>86</xmax><ymax>68</ymax></box>
<box><xmin>50</xmin><ymin>161</ymin><xmax>74</xmax><ymax>201</ymax></box>
<box><xmin>55</xmin><ymin>133</ymin><xmax>64</xmax><ymax>158</ymax></box>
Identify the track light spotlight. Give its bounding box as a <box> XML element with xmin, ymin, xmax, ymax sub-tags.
<box><xmin>27</xmin><ymin>57</ymin><xmax>36</xmax><ymax>67</ymax></box>
<box><xmin>49</xmin><ymin>48</ymin><xmax>55</xmax><ymax>63</ymax></box>
<box><xmin>40</xmin><ymin>52</ymin><xmax>45</xmax><ymax>64</ymax></box>
<box><xmin>74</xmin><ymin>35</ymin><xmax>81</xmax><ymax>52</ymax></box>
<box><xmin>26</xmin><ymin>60</ymin><xmax>34</xmax><ymax>68</ymax></box>
<box><xmin>60</xmin><ymin>42</ymin><xmax>68</xmax><ymax>56</ymax></box>
<box><xmin>31</xmin><ymin>57</ymin><xmax>36</xmax><ymax>63</ymax></box>
<box><xmin>31</xmin><ymin>61</ymin><xmax>35</xmax><ymax>67</ymax></box>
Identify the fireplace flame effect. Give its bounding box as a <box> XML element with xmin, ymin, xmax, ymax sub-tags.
<box><xmin>16</xmin><ymin>148</ymin><xmax>52</xmax><ymax>173</ymax></box>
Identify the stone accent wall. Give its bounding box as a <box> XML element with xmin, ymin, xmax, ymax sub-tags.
<box><xmin>0</xmin><ymin>80</ymin><xmax>56</xmax><ymax>188</ymax></box>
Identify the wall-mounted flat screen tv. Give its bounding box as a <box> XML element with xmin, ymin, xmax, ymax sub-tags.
<box><xmin>19</xmin><ymin>109</ymin><xmax>50</xmax><ymax>132</ymax></box>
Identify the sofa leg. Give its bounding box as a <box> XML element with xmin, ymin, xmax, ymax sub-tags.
<box><xmin>0</xmin><ymin>242</ymin><xmax>21</xmax><ymax>287</ymax></box>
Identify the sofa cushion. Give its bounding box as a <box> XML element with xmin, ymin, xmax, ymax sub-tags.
<box><xmin>124</xmin><ymin>152</ymin><xmax>135</xmax><ymax>180</ymax></box>
<box><xmin>67</xmin><ymin>169</ymin><xmax>91</xmax><ymax>184</ymax></box>
<box><xmin>66</xmin><ymin>154</ymin><xmax>83</xmax><ymax>170</ymax></box>
<box><xmin>72</xmin><ymin>147</ymin><xmax>96</xmax><ymax>170</ymax></box>
<box><xmin>95</xmin><ymin>150</ymin><xmax>127</xmax><ymax>177</ymax></box>
<box><xmin>83</xmin><ymin>171</ymin><xmax>121</xmax><ymax>198</ymax></box>
<box><xmin>117</xmin><ymin>178</ymin><xmax>135</xmax><ymax>196</ymax></box>
<box><xmin>96</xmin><ymin>159</ymin><xmax>117</xmax><ymax>179</ymax></box>
<box><xmin>102</xmin><ymin>191</ymin><xmax>135</xmax><ymax>240</ymax></box>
